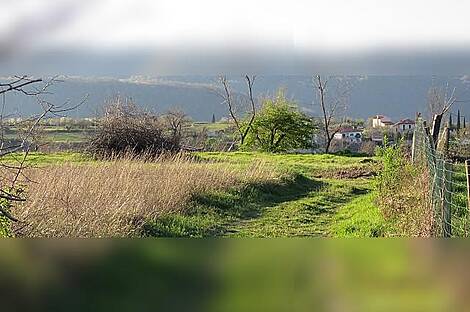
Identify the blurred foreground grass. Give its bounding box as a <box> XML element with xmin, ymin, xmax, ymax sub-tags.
<box><xmin>0</xmin><ymin>240</ymin><xmax>460</xmax><ymax>312</ymax></box>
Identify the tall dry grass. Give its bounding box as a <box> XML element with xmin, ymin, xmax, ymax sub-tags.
<box><xmin>378</xmin><ymin>169</ymin><xmax>434</xmax><ymax>237</ymax></box>
<box><xmin>11</xmin><ymin>155</ymin><xmax>279</xmax><ymax>238</ymax></box>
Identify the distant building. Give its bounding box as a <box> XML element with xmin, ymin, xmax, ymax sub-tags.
<box><xmin>372</xmin><ymin>115</ymin><xmax>393</xmax><ymax>128</ymax></box>
<box><xmin>333</xmin><ymin>127</ymin><xmax>363</xmax><ymax>143</ymax></box>
<box><xmin>392</xmin><ymin>119</ymin><xmax>415</xmax><ymax>133</ymax></box>
<box><xmin>371</xmin><ymin>134</ymin><xmax>385</xmax><ymax>144</ymax></box>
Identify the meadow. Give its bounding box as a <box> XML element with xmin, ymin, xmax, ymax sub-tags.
<box><xmin>1</xmin><ymin>151</ymin><xmax>386</xmax><ymax>238</ymax></box>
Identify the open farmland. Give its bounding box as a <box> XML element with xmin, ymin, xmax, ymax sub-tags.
<box><xmin>0</xmin><ymin>152</ymin><xmax>385</xmax><ymax>238</ymax></box>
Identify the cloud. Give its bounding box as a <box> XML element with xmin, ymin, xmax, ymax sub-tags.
<box><xmin>0</xmin><ymin>0</ymin><xmax>95</xmax><ymax>60</ymax></box>
<box><xmin>3</xmin><ymin>0</ymin><xmax>470</xmax><ymax>53</ymax></box>
<box><xmin>2</xmin><ymin>0</ymin><xmax>470</xmax><ymax>76</ymax></box>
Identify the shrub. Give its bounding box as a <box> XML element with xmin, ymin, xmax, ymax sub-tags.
<box><xmin>375</xmin><ymin>140</ymin><xmax>433</xmax><ymax>236</ymax></box>
<box><xmin>88</xmin><ymin>97</ymin><xmax>180</xmax><ymax>157</ymax></box>
<box><xmin>359</xmin><ymin>141</ymin><xmax>378</xmax><ymax>156</ymax></box>
<box><xmin>243</xmin><ymin>90</ymin><xmax>316</xmax><ymax>152</ymax></box>
<box><xmin>374</xmin><ymin>139</ymin><xmax>406</xmax><ymax>193</ymax></box>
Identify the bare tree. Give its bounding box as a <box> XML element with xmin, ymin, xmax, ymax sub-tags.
<box><xmin>163</xmin><ymin>108</ymin><xmax>190</xmax><ymax>141</ymax></box>
<box><xmin>0</xmin><ymin>75</ymin><xmax>86</xmax><ymax>222</ymax></box>
<box><xmin>313</xmin><ymin>75</ymin><xmax>352</xmax><ymax>153</ymax></box>
<box><xmin>426</xmin><ymin>83</ymin><xmax>456</xmax><ymax>146</ymax></box>
<box><xmin>215</xmin><ymin>75</ymin><xmax>257</xmax><ymax>148</ymax></box>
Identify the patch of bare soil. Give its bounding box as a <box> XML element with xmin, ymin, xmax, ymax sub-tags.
<box><xmin>314</xmin><ymin>167</ymin><xmax>377</xmax><ymax>179</ymax></box>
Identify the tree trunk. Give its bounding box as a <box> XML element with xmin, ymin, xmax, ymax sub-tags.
<box><xmin>431</xmin><ymin>113</ymin><xmax>443</xmax><ymax>148</ymax></box>
<box><xmin>325</xmin><ymin>137</ymin><xmax>332</xmax><ymax>154</ymax></box>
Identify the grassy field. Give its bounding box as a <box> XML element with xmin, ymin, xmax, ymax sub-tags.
<box><xmin>190</xmin><ymin>121</ymin><xmax>231</xmax><ymax>132</ymax></box>
<box><xmin>147</xmin><ymin>152</ymin><xmax>384</xmax><ymax>237</ymax></box>
<box><xmin>0</xmin><ymin>151</ymin><xmax>386</xmax><ymax>237</ymax></box>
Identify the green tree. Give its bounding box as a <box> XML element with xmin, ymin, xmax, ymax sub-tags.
<box><xmin>243</xmin><ymin>91</ymin><xmax>316</xmax><ymax>152</ymax></box>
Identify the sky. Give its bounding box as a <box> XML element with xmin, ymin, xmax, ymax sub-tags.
<box><xmin>2</xmin><ymin>0</ymin><xmax>470</xmax><ymax>75</ymax></box>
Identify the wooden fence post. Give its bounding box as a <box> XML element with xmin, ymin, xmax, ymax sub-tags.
<box><xmin>442</xmin><ymin>161</ymin><xmax>452</xmax><ymax>237</ymax></box>
<box><xmin>466</xmin><ymin>160</ymin><xmax>470</xmax><ymax>212</ymax></box>
<box><xmin>431</xmin><ymin>114</ymin><xmax>443</xmax><ymax>148</ymax></box>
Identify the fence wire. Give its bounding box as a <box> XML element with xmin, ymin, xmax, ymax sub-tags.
<box><xmin>412</xmin><ymin>118</ymin><xmax>469</xmax><ymax>237</ymax></box>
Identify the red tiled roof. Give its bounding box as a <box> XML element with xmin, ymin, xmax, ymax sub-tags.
<box><xmin>374</xmin><ymin>115</ymin><xmax>393</xmax><ymax>124</ymax></box>
<box><xmin>393</xmin><ymin>119</ymin><xmax>415</xmax><ymax>126</ymax></box>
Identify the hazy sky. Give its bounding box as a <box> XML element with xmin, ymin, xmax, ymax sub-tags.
<box><xmin>2</xmin><ymin>0</ymin><xmax>470</xmax><ymax>75</ymax></box>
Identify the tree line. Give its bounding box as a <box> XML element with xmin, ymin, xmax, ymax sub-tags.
<box><xmin>214</xmin><ymin>74</ymin><xmax>351</xmax><ymax>153</ymax></box>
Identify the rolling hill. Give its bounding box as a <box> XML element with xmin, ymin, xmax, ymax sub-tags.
<box><xmin>2</xmin><ymin>75</ymin><xmax>469</xmax><ymax>121</ymax></box>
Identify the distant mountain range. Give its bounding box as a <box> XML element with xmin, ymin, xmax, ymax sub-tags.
<box><xmin>2</xmin><ymin>75</ymin><xmax>469</xmax><ymax>121</ymax></box>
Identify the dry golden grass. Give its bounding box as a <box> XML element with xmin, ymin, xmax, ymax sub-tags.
<box><xmin>378</xmin><ymin>169</ymin><xmax>434</xmax><ymax>237</ymax></box>
<box><xmin>11</xmin><ymin>155</ymin><xmax>279</xmax><ymax>238</ymax></box>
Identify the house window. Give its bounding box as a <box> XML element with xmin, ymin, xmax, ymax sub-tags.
<box><xmin>402</xmin><ymin>125</ymin><xmax>405</xmax><ymax>130</ymax></box>
<box><xmin>409</xmin><ymin>125</ymin><xmax>412</xmax><ymax>129</ymax></box>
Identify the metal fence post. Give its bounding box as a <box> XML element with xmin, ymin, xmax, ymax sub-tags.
<box><xmin>433</xmin><ymin>157</ymin><xmax>444</xmax><ymax>235</ymax></box>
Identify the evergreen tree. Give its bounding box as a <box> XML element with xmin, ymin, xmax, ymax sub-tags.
<box><xmin>457</xmin><ymin>110</ymin><xmax>461</xmax><ymax>130</ymax></box>
<box><xmin>449</xmin><ymin>113</ymin><xmax>453</xmax><ymax>129</ymax></box>
<box><xmin>211</xmin><ymin>113</ymin><xmax>216</xmax><ymax>123</ymax></box>
<box><xmin>464</xmin><ymin>116</ymin><xmax>467</xmax><ymax>129</ymax></box>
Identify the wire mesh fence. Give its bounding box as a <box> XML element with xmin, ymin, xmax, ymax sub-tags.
<box><xmin>412</xmin><ymin>118</ymin><xmax>470</xmax><ymax>237</ymax></box>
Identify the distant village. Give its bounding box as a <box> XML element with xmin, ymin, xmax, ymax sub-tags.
<box><xmin>324</xmin><ymin>115</ymin><xmax>416</xmax><ymax>154</ymax></box>
<box><xmin>334</xmin><ymin>115</ymin><xmax>415</xmax><ymax>144</ymax></box>
<box><xmin>200</xmin><ymin>114</ymin><xmax>419</xmax><ymax>154</ymax></box>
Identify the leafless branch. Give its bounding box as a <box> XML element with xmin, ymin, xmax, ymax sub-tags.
<box><xmin>215</xmin><ymin>75</ymin><xmax>257</xmax><ymax>147</ymax></box>
<box><xmin>0</xmin><ymin>76</ymin><xmax>86</xmax><ymax>221</ymax></box>
<box><xmin>313</xmin><ymin>75</ymin><xmax>351</xmax><ymax>153</ymax></box>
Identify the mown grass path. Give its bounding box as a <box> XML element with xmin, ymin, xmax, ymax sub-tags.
<box><xmin>223</xmin><ymin>179</ymin><xmax>373</xmax><ymax>237</ymax></box>
<box><xmin>150</xmin><ymin>152</ymin><xmax>386</xmax><ymax>237</ymax></box>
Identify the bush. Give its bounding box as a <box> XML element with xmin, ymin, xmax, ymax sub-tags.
<box><xmin>375</xmin><ymin>141</ymin><xmax>433</xmax><ymax>236</ymax></box>
<box><xmin>375</xmin><ymin>140</ymin><xmax>406</xmax><ymax>193</ymax></box>
<box><xmin>88</xmin><ymin>97</ymin><xmax>180</xmax><ymax>157</ymax></box>
<box><xmin>243</xmin><ymin>90</ymin><xmax>316</xmax><ymax>152</ymax></box>
<box><xmin>359</xmin><ymin>141</ymin><xmax>378</xmax><ymax>156</ymax></box>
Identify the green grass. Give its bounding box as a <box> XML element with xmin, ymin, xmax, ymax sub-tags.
<box><xmin>1</xmin><ymin>152</ymin><xmax>92</xmax><ymax>165</ymax></box>
<box><xmin>190</xmin><ymin>122</ymin><xmax>231</xmax><ymax>132</ymax></box>
<box><xmin>5</xmin><ymin>128</ymin><xmax>93</xmax><ymax>143</ymax></box>
<box><xmin>332</xmin><ymin>192</ymin><xmax>386</xmax><ymax>237</ymax></box>
<box><xmin>39</xmin><ymin>130</ymin><xmax>91</xmax><ymax>143</ymax></box>
<box><xmin>147</xmin><ymin>152</ymin><xmax>385</xmax><ymax>237</ymax></box>
<box><xmin>0</xmin><ymin>151</ymin><xmax>386</xmax><ymax>237</ymax></box>
<box><xmin>0</xmin><ymin>216</ymin><xmax>10</xmax><ymax>238</ymax></box>
<box><xmin>197</xmin><ymin>152</ymin><xmax>378</xmax><ymax>176</ymax></box>
<box><xmin>444</xmin><ymin>163</ymin><xmax>470</xmax><ymax>237</ymax></box>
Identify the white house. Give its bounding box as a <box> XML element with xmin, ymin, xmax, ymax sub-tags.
<box><xmin>372</xmin><ymin>115</ymin><xmax>393</xmax><ymax>128</ymax></box>
<box><xmin>393</xmin><ymin>119</ymin><xmax>415</xmax><ymax>133</ymax></box>
<box><xmin>333</xmin><ymin>127</ymin><xmax>363</xmax><ymax>143</ymax></box>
